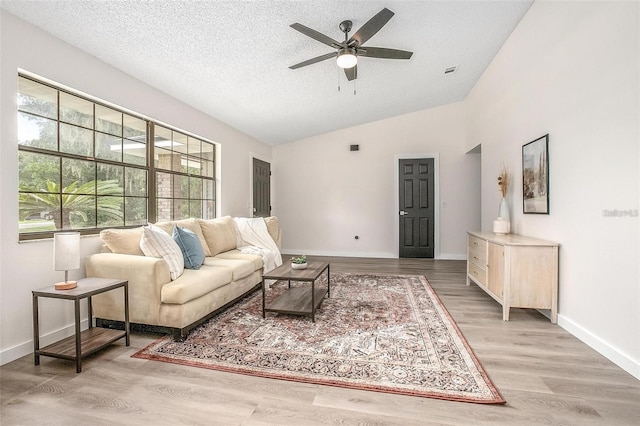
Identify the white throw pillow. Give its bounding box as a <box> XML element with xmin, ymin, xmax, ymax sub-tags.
<box><xmin>140</xmin><ymin>223</ymin><xmax>184</xmax><ymax>280</ymax></box>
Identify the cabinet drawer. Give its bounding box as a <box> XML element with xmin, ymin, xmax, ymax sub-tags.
<box><xmin>468</xmin><ymin>262</ymin><xmax>487</xmax><ymax>287</ymax></box>
<box><xmin>468</xmin><ymin>236</ymin><xmax>487</xmax><ymax>268</ymax></box>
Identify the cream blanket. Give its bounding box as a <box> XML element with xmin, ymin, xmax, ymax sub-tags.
<box><xmin>234</xmin><ymin>217</ymin><xmax>282</xmax><ymax>273</ymax></box>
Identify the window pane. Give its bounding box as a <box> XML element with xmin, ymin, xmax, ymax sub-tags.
<box><xmin>125</xmin><ymin>197</ymin><xmax>147</xmax><ymax>226</ymax></box>
<box><xmin>187</xmin><ymin>137</ymin><xmax>201</xmax><ymax>156</ymax></box>
<box><xmin>200</xmin><ymin>142</ymin><xmax>215</xmax><ymax>161</ymax></box>
<box><xmin>19</xmin><ymin>151</ymin><xmax>60</xmax><ymax>191</ymax></box>
<box><xmin>203</xmin><ymin>200</ymin><xmax>215</xmax><ymax>219</ymax></box>
<box><xmin>173</xmin><ymin>175</ymin><xmax>189</xmax><ymax>199</ymax></box>
<box><xmin>173</xmin><ymin>132</ymin><xmax>188</xmax><ymax>154</ymax></box>
<box><xmin>173</xmin><ymin>199</ymin><xmax>188</xmax><ymax>220</ymax></box>
<box><xmin>18</xmin><ymin>112</ymin><xmax>57</xmax><ymax>150</ymax></box>
<box><xmin>154</xmin><ymin>125</ymin><xmax>172</xmax><ymax>148</ymax></box>
<box><xmin>123</xmin><ymin>115</ymin><xmax>145</xmax><ymax>139</ymax></box>
<box><xmin>97</xmin><ymin>196</ymin><xmax>123</xmax><ymax>228</ymax></box>
<box><xmin>186</xmin><ymin>156</ymin><xmax>202</xmax><ymax>176</ymax></box>
<box><xmin>125</xmin><ymin>168</ymin><xmax>146</xmax><ymax>196</ymax></box>
<box><xmin>156</xmin><ymin>198</ymin><xmax>172</xmax><ymax>222</ymax></box>
<box><xmin>60</xmin><ymin>92</ymin><xmax>93</xmax><ymax>128</ymax></box>
<box><xmin>96</xmin><ymin>104</ymin><xmax>122</xmax><ymax>136</ymax></box>
<box><xmin>155</xmin><ymin>147</ymin><xmax>175</xmax><ymax>171</ymax></box>
<box><xmin>189</xmin><ymin>200</ymin><xmax>202</xmax><ymax>218</ymax></box>
<box><xmin>203</xmin><ymin>179</ymin><xmax>214</xmax><ymax>200</ymax></box>
<box><xmin>18</xmin><ymin>76</ymin><xmax>57</xmax><ymax>119</ymax></box>
<box><xmin>67</xmin><ymin>195</ymin><xmax>96</xmax><ymax>230</ymax></box>
<box><xmin>60</xmin><ymin>123</ymin><xmax>93</xmax><ymax>157</ymax></box>
<box><xmin>202</xmin><ymin>160</ymin><xmax>214</xmax><ymax>178</ymax></box>
<box><xmin>62</xmin><ymin>158</ymin><xmax>95</xmax><ymax>194</ymax></box>
<box><xmin>156</xmin><ymin>172</ymin><xmax>173</xmax><ymax>199</ymax></box>
<box><xmin>19</xmin><ymin>152</ymin><xmax>60</xmax><ymax>232</ymax></box>
<box><xmin>123</xmin><ymin>141</ymin><xmax>146</xmax><ymax>166</ymax></box>
<box><xmin>97</xmin><ymin>164</ymin><xmax>124</xmax><ymax>195</ymax></box>
<box><xmin>189</xmin><ymin>176</ymin><xmax>202</xmax><ymax>199</ymax></box>
<box><xmin>96</xmin><ymin>133</ymin><xmax>123</xmax><ymax>162</ymax></box>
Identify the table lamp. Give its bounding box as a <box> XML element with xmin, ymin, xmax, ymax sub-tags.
<box><xmin>53</xmin><ymin>231</ymin><xmax>80</xmax><ymax>290</ymax></box>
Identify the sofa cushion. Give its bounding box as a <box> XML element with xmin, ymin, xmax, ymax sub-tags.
<box><xmin>214</xmin><ymin>250</ymin><xmax>263</xmax><ymax>270</ymax></box>
<box><xmin>203</xmin><ymin>257</ymin><xmax>257</xmax><ymax>281</ymax></box>
<box><xmin>172</xmin><ymin>226</ymin><xmax>205</xmax><ymax>270</ymax></box>
<box><xmin>100</xmin><ymin>227</ymin><xmax>144</xmax><ymax>255</ymax></box>
<box><xmin>153</xmin><ymin>218</ymin><xmax>212</xmax><ymax>257</ymax></box>
<box><xmin>199</xmin><ymin>216</ymin><xmax>237</xmax><ymax>256</ymax></box>
<box><xmin>140</xmin><ymin>223</ymin><xmax>184</xmax><ymax>280</ymax></box>
<box><xmin>161</xmin><ymin>266</ymin><xmax>232</xmax><ymax>304</ymax></box>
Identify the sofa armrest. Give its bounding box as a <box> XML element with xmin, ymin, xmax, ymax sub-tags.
<box><xmin>85</xmin><ymin>253</ymin><xmax>171</xmax><ymax>324</ymax></box>
<box><xmin>264</xmin><ymin>216</ymin><xmax>282</xmax><ymax>250</ymax></box>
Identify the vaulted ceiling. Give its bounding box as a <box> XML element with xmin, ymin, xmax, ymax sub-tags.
<box><xmin>2</xmin><ymin>1</ymin><xmax>533</xmax><ymax>145</ymax></box>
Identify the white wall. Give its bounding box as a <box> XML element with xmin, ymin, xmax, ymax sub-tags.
<box><xmin>272</xmin><ymin>102</ymin><xmax>481</xmax><ymax>259</ymax></box>
<box><xmin>0</xmin><ymin>11</ymin><xmax>271</xmax><ymax>364</ymax></box>
<box><xmin>465</xmin><ymin>1</ymin><xmax>639</xmax><ymax>378</ymax></box>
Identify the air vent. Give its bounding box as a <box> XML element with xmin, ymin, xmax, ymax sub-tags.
<box><xmin>444</xmin><ymin>66</ymin><xmax>458</xmax><ymax>75</ymax></box>
<box><xmin>350</xmin><ymin>144</ymin><xmax>360</xmax><ymax>151</ymax></box>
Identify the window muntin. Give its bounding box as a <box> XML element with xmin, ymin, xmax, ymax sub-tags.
<box><xmin>18</xmin><ymin>75</ymin><xmax>215</xmax><ymax>239</ymax></box>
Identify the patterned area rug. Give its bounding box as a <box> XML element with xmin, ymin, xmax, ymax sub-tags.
<box><xmin>133</xmin><ymin>273</ymin><xmax>505</xmax><ymax>404</ymax></box>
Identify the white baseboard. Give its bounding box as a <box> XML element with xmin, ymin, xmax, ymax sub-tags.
<box><xmin>558</xmin><ymin>314</ymin><xmax>640</xmax><ymax>380</ymax></box>
<box><xmin>282</xmin><ymin>249</ymin><xmax>396</xmax><ymax>259</ymax></box>
<box><xmin>0</xmin><ymin>319</ymin><xmax>89</xmax><ymax>366</ymax></box>
<box><xmin>283</xmin><ymin>249</ymin><xmax>467</xmax><ymax>261</ymax></box>
<box><xmin>438</xmin><ymin>253</ymin><xmax>467</xmax><ymax>260</ymax></box>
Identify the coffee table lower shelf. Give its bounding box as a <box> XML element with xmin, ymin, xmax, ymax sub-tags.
<box><xmin>264</xmin><ymin>287</ymin><xmax>328</xmax><ymax>320</ymax></box>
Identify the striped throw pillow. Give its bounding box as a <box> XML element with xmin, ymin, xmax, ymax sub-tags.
<box><xmin>140</xmin><ymin>223</ymin><xmax>184</xmax><ymax>280</ymax></box>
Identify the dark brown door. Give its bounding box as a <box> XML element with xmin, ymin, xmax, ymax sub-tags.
<box><xmin>399</xmin><ymin>158</ymin><xmax>434</xmax><ymax>258</ymax></box>
<box><xmin>253</xmin><ymin>158</ymin><xmax>271</xmax><ymax>217</ymax></box>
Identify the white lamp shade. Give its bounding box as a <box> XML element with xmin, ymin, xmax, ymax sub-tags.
<box><xmin>53</xmin><ymin>232</ymin><xmax>80</xmax><ymax>271</ymax></box>
<box><xmin>336</xmin><ymin>51</ymin><xmax>357</xmax><ymax>69</ymax></box>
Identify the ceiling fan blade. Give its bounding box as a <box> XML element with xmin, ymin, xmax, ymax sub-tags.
<box><xmin>344</xmin><ymin>65</ymin><xmax>357</xmax><ymax>81</ymax></box>
<box><xmin>290</xmin><ymin>23</ymin><xmax>342</xmax><ymax>49</ymax></box>
<box><xmin>348</xmin><ymin>8</ymin><xmax>395</xmax><ymax>47</ymax></box>
<box><xmin>289</xmin><ymin>52</ymin><xmax>337</xmax><ymax>69</ymax></box>
<box><xmin>358</xmin><ymin>47</ymin><xmax>413</xmax><ymax>60</ymax></box>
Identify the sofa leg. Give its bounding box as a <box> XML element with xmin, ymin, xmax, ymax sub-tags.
<box><xmin>172</xmin><ymin>328</ymin><xmax>188</xmax><ymax>342</ymax></box>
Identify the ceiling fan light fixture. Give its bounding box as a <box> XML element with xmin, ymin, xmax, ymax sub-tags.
<box><xmin>336</xmin><ymin>49</ymin><xmax>357</xmax><ymax>69</ymax></box>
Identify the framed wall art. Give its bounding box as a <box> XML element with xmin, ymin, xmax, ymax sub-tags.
<box><xmin>522</xmin><ymin>134</ymin><xmax>549</xmax><ymax>214</ymax></box>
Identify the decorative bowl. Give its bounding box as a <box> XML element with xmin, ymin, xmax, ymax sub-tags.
<box><xmin>291</xmin><ymin>262</ymin><xmax>307</xmax><ymax>270</ymax></box>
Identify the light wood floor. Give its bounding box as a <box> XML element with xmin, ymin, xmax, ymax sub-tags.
<box><xmin>1</xmin><ymin>257</ymin><xmax>639</xmax><ymax>425</ymax></box>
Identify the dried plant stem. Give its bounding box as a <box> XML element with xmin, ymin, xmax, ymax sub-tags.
<box><xmin>498</xmin><ymin>164</ymin><xmax>510</xmax><ymax>198</ymax></box>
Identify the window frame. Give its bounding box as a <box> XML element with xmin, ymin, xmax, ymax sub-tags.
<box><xmin>17</xmin><ymin>74</ymin><xmax>216</xmax><ymax>241</ymax></box>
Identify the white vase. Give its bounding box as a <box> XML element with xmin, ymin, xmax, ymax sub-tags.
<box><xmin>498</xmin><ymin>197</ymin><xmax>510</xmax><ymax>222</ymax></box>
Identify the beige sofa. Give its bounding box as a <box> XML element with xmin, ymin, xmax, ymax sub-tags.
<box><xmin>85</xmin><ymin>216</ymin><xmax>281</xmax><ymax>340</ymax></box>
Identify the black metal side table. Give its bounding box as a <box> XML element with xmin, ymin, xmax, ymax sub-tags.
<box><xmin>32</xmin><ymin>277</ymin><xmax>129</xmax><ymax>373</ymax></box>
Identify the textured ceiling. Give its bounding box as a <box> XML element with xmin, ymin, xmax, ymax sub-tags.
<box><xmin>2</xmin><ymin>1</ymin><xmax>533</xmax><ymax>145</ymax></box>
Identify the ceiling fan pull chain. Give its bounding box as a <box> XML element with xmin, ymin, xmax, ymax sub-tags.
<box><xmin>338</xmin><ymin>68</ymin><xmax>341</xmax><ymax>92</ymax></box>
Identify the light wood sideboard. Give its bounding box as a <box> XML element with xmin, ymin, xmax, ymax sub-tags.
<box><xmin>467</xmin><ymin>231</ymin><xmax>559</xmax><ymax>323</ymax></box>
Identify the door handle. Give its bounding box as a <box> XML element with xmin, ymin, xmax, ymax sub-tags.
<box><xmin>399</xmin><ymin>211</ymin><xmax>408</xmax><ymax>216</ymax></box>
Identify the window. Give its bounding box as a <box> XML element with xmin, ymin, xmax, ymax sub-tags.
<box><xmin>154</xmin><ymin>125</ymin><xmax>216</xmax><ymax>222</ymax></box>
<box><xmin>18</xmin><ymin>75</ymin><xmax>216</xmax><ymax>240</ymax></box>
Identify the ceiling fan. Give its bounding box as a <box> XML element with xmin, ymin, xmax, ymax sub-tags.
<box><xmin>289</xmin><ymin>8</ymin><xmax>413</xmax><ymax>81</ymax></box>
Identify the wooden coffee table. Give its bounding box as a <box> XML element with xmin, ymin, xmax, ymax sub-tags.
<box><xmin>262</xmin><ymin>261</ymin><xmax>330</xmax><ymax>322</ymax></box>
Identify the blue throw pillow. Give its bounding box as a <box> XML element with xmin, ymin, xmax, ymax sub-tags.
<box><xmin>172</xmin><ymin>226</ymin><xmax>205</xmax><ymax>270</ymax></box>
